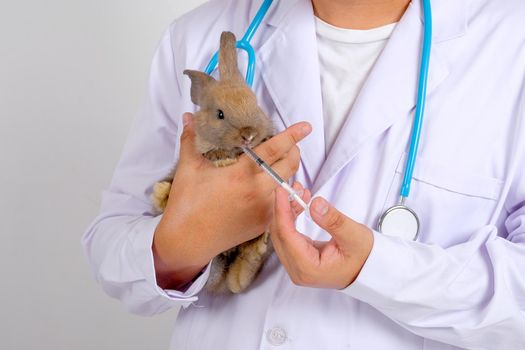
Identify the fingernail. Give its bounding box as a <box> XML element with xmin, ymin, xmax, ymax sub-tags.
<box><xmin>183</xmin><ymin>113</ymin><xmax>191</xmax><ymax>126</ymax></box>
<box><xmin>301</xmin><ymin>123</ymin><xmax>312</xmax><ymax>135</ymax></box>
<box><xmin>313</xmin><ymin>198</ymin><xmax>329</xmax><ymax>216</ymax></box>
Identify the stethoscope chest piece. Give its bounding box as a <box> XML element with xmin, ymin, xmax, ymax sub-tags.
<box><xmin>378</xmin><ymin>205</ymin><xmax>420</xmax><ymax>241</ymax></box>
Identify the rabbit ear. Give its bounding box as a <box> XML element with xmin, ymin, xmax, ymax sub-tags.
<box><xmin>219</xmin><ymin>31</ymin><xmax>243</xmax><ymax>82</ymax></box>
<box><xmin>183</xmin><ymin>70</ymin><xmax>216</xmax><ymax>105</ymax></box>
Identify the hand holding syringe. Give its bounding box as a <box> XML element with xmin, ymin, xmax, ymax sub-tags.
<box><xmin>241</xmin><ymin>146</ymin><xmax>311</xmax><ymax>216</ymax></box>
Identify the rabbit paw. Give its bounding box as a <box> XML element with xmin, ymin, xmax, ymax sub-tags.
<box><xmin>226</xmin><ymin>232</ymin><xmax>272</xmax><ymax>293</ymax></box>
<box><xmin>205</xmin><ymin>254</ymin><xmax>230</xmax><ymax>294</ymax></box>
<box><xmin>203</xmin><ymin>149</ymin><xmax>240</xmax><ymax>167</ymax></box>
<box><xmin>151</xmin><ymin>181</ymin><xmax>172</xmax><ymax>212</ymax></box>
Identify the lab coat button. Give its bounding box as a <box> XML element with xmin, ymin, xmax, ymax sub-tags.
<box><xmin>266</xmin><ymin>327</ymin><xmax>287</xmax><ymax>346</ymax></box>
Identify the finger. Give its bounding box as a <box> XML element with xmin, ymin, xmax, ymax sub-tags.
<box><xmin>244</xmin><ymin>122</ymin><xmax>311</xmax><ymax>169</ymax></box>
<box><xmin>290</xmin><ymin>182</ymin><xmax>305</xmax><ymax>217</ymax></box>
<box><xmin>178</xmin><ymin>113</ymin><xmax>203</xmax><ymax>164</ymax></box>
<box><xmin>304</xmin><ymin>189</ymin><xmax>312</xmax><ymax>204</ymax></box>
<box><xmin>270</xmin><ymin>187</ymin><xmax>297</xmax><ymax>269</ymax></box>
<box><xmin>272</xmin><ymin>187</ymin><xmax>319</xmax><ymax>264</ymax></box>
<box><xmin>295</xmin><ymin>188</ymin><xmax>312</xmax><ymax>217</ymax></box>
<box><xmin>252</xmin><ymin>145</ymin><xmax>301</xmax><ymax>192</ymax></box>
<box><xmin>268</xmin><ymin>145</ymin><xmax>301</xmax><ymax>183</ymax></box>
<box><xmin>309</xmin><ymin>197</ymin><xmax>357</xmax><ymax>247</ymax></box>
<box><xmin>290</xmin><ymin>182</ymin><xmax>311</xmax><ymax>218</ymax></box>
<box><xmin>273</xmin><ymin>186</ymin><xmax>298</xmax><ymax>235</ymax></box>
<box><xmin>312</xmin><ymin>240</ymin><xmax>329</xmax><ymax>250</ymax></box>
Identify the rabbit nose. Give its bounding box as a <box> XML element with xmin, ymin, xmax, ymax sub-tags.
<box><xmin>240</xmin><ymin>127</ymin><xmax>258</xmax><ymax>143</ymax></box>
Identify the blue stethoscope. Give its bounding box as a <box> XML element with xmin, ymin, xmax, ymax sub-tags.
<box><xmin>205</xmin><ymin>0</ymin><xmax>432</xmax><ymax>241</ymax></box>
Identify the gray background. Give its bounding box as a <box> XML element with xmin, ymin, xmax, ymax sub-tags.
<box><xmin>0</xmin><ymin>0</ymin><xmax>206</xmax><ymax>348</ymax></box>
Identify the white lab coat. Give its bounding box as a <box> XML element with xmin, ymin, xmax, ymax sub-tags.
<box><xmin>82</xmin><ymin>0</ymin><xmax>525</xmax><ymax>349</ymax></box>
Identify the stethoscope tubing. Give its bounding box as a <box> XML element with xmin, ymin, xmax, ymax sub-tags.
<box><xmin>400</xmin><ymin>0</ymin><xmax>432</xmax><ymax>199</ymax></box>
<box><xmin>204</xmin><ymin>0</ymin><xmax>432</xmax><ymax>206</ymax></box>
<box><xmin>204</xmin><ymin>0</ymin><xmax>274</xmax><ymax>87</ymax></box>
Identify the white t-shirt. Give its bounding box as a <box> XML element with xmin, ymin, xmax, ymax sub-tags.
<box><xmin>315</xmin><ymin>17</ymin><xmax>397</xmax><ymax>154</ymax></box>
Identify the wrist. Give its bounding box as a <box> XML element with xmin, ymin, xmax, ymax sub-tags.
<box><xmin>346</xmin><ymin>224</ymin><xmax>374</xmax><ymax>285</ymax></box>
<box><xmin>152</xmin><ymin>219</ymin><xmax>211</xmax><ymax>290</ymax></box>
<box><xmin>353</xmin><ymin>223</ymin><xmax>374</xmax><ymax>257</ymax></box>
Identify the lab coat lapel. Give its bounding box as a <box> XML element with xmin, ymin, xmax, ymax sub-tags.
<box><xmin>258</xmin><ymin>0</ymin><xmax>325</xmax><ymax>186</ymax></box>
<box><xmin>311</xmin><ymin>0</ymin><xmax>459</xmax><ymax>194</ymax></box>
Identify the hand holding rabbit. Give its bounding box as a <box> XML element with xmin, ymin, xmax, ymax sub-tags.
<box><xmin>153</xmin><ymin>113</ymin><xmax>311</xmax><ymax>290</ymax></box>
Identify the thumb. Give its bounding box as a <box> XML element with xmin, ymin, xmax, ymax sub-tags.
<box><xmin>309</xmin><ymin>197</ymin><xmax>357</xmax><ymax>247</ymax></box>
<box><xmin>178</xmin><ymin>113</ymin><xmax>201</xmax><ymax>163</ymax></box>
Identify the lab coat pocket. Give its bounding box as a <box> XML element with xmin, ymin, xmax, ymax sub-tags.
<box><xmin>385</xmin><ymin>153</ymin><xmax>504</xmax><ymax>246</ymax></box>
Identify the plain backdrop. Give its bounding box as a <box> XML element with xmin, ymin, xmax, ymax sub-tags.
<box><xmin>0</xmin><ymin>0</ymin><xmax>206</xmax><ymax>348</ymax></box>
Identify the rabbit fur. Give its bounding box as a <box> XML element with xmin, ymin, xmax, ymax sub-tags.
<box><xmin>151</xmin><ymin>31</ymin><xmax>275</xmax><ymax>294</ymax></box>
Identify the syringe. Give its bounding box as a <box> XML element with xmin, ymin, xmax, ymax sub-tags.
<box><xmin>241</xmin><ymin>146</ymin><xmax>310</xmax><ymax>214</ymax></box>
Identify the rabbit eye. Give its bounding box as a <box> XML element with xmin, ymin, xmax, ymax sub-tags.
<box><xmin>217</xmin><ymin>110</ymin><xmax>225</xmax><ymax>120</ymax></box>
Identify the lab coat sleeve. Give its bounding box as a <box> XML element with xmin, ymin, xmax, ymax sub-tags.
<box><xmin>81</xmin><ymin>24</ymin><xmax>211</xmax><ymax>316</ymax></box>
<box><xmin>342</xmin><ymin>144</ymin><xmax>525</xmax><ymax>346</ymax></box>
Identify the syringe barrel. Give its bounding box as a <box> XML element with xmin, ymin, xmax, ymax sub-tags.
<box><xmin>242</xmin><ymin>147</ymin><xmax>286</xmax><ymax>185</ymax></box>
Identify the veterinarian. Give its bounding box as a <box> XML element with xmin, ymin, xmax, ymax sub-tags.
<box><xmin>82</xmin><ymin>0</ymin><xmax>525</xmax><ymax>348</ymax></box>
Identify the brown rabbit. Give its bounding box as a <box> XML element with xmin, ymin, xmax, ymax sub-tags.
<box><xmin>151</xmin><ymin>31</ymin><xmax>275</xmax><ymax>294</ymax></box>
